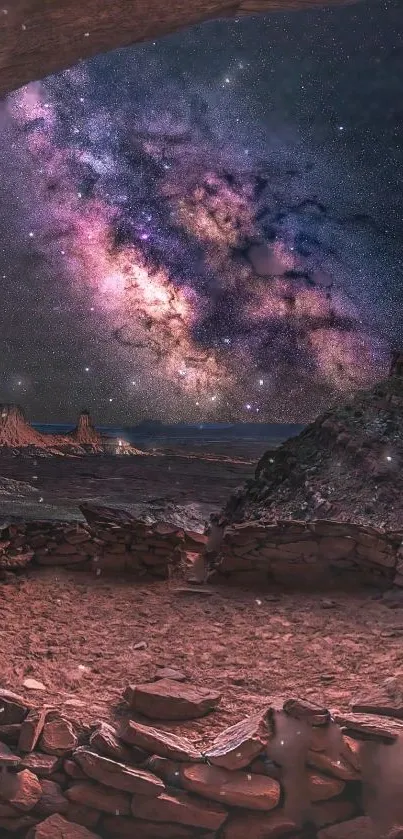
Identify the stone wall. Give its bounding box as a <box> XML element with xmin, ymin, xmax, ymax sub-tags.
<box><xmin>0</xmin><ymin>687</ymin><xmax>402</xmax><ymax>838</ymax></box>
<box><xmin>1</xmin><ymin>503</ymin><xmax>403</xmax><ymax>589</ymax></box>
<box><xmin>209</xmin><ymin>519</ymin><xmax>403</xmax><ymax>589</ymax></box>
<box><xmin>0</xmin><ymin>503</ymin><xmax>207</xmax><ymax>580</ymax></box>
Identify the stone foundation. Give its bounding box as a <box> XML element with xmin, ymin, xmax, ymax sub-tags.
<box><xmin>1</xmin><ymin>504</ymin><xmax>402</xmax><ymax>589</ymax></box>
<box><xmin>0</xmin><ymin>688</ymin><xmax>402</xmax><ymax>838</ymax></box>
<box><xmin>0</xmin><ymin>503</ymin><xmax>207</xmax><ymax>580</ymax></box>
<box><xmin>208</xmin><ymin>520</ymin><xmax>403</xmax><ymax>589</ymax></box>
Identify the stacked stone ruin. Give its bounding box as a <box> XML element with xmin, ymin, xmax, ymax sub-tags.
<box><xmin>0</xmin><ymin>687</ymin><xmax>402</xmax><ymax>838</ymax></box>
<box><xmin>1</xmin><ymin>503</ymin><xmax>402</xmax><ymax>590</ymax></box>
<box><xmin>0</xmin><ymin>504</ymin><xmax>207</xmax><ymax>580</ymax></box>
<box><xmin>210</xmin><ymin>519</ymin><xmax>403</xmax><ymax>589</ymax></box>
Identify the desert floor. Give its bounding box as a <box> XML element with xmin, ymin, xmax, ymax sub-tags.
<box><xmin>1</xmin><ymin>568</ymin><xmax>403</xmax><ymax>740</ymax></box>
<box><xmin>1</xmin><ymin>443</ymin><xmax>402</xmax><ymax>740</ymax></box>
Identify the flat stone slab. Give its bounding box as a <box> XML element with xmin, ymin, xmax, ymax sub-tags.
<box><xmin>89</xmin><ymin>722</ymin><xmax>145</xmax><ymax>764</ymax></box>
<box><xmin>131</xmin><ymin>789</ymin><xmax>228</xmax><ymax>830</ymax></box>
<box><xmin>283</xmin><ymin>697</ymin><xmax>330</xmax><ymax>726</ymax></box>
<box><xmin>65</xmin><ymin>782</ymin><xmax>131</xmax><ymax>815</ymax></box>
<box><xmin>203</xmin><ymin>709</ymin><xmax>274</xmax><ymax>770</ymax></box>
<box><xmin>331</xmin><ymin>710</ymin><xmax>403</xmax><ymax>742</ymax></box>
<box><xmin>317</xmin><ymin>816</ymin><xmax>377</xmax><ymax>839</ymax></box>
<box><xmin>124</xmin><ymin>679</ymin><xmax>221</xmax><ymax>720</ymax></box>
<box><xmin>222</xmin><ymin>809</ymin><xmax>299</xmax><ymax>839</ymax></box>
<box><xmin>119</xmin><ymin>719</ymin><xmax>202</xmax><ymax>762</ymax></box>
<box><xmin>180</xmin><ymin>764</ymin><xmax>280</xmax><ymax>811</ymax></box>
<box><xmin>73</xmin><ymin>748</ymin><xmax>165</xmax><ymax>796</ymax></box>
<box><xmin>30</xmin><ymin>813</ymin><xmax>101</xmax><ymax>838</ymax></box>
<box><xmin>351</xmin><ymin>701</ymin><xmax>403</xmax><ymax>720</ymax></box>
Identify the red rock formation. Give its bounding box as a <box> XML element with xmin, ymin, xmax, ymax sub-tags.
<box><xmin>0</xmin><ymin>405</ymin><xmax>57</xmax><ymax>451</ymax></box>
<box><xmin>68</xmin><ymin>410</ymin><xmax>103</xmax><ymax>452</ymax></box>
<box><xmin>0</xmin><ymin>404</ymin><xmax>84</xmax><ymax>455</ymax></box>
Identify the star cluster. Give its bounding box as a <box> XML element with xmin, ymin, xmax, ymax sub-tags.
<box><xmin>0</xmin><ymin>0</ymin><xmax>401</xmax><ymax>423</ymax></box>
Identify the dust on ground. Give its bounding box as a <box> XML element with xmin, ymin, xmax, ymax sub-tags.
<box><xmin>1</xmin><ymin>567</ymin><xmax>403</xmax><ymax>744</ymax></box>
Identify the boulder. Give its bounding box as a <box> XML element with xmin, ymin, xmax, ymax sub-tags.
<box><xmin>317</xmin><ymin>816</ymin><xmax>377</xmax><ymax>838</ymax></box>
<box><xmin>27</xmin><ymin>813</ymin><xmax>102</xmax><ymax>839</ymax></box>
<box><xmin>0</xmin><ymin>769</ymin><xmax>42</xmax><ymax>812</ymax></box>
<box><xmin>39</xmin><ymin>714</ymin><xmax>78</xmax><ymax>755</ymax></box>
<box><xmin>89</xmin><ymin>723</ymin><xmax>144</xmax><ymax>764</ymax></box>
<box><xmin>19</xmin><ymin>709</ymin><xmax>48</xmax><ymax>753</ymax></box>
<box><xmin>307</xmin><ymin>770</ymin><xmax>345</xmax><ymax>802</ymax></box>
<box><xmin>283</xmin><ymin>698</ymin><xmax>330</xmax><ymax>726</ymax></box>
<box><xmin>119</xmin><ymin>719</ymin><xmax>202</xmax><ymax>761</ymax></box>
<box><xmin>222</xmin><ymin>809</ymin><xmax>299</xmax><ymax>839</ymax></box>
<box><xmin>34</xmin><ymin>779</ymin><xmax>68</xmax><ymax>817</ymax></box>
<box><xmin>131</xmin><ymin>789</ymin><xmax>228</xmax><ymax>830</ymax></box>
<box><xmin>66</xmin><ymin>782</ymin><xmax>131</xmax><ymax>815</ymax></box>
<box><xmin>20</xmin><ymin>753</ymin><xmax>60</xmax><ymax>777</ymax></box>
<box><xmin>73</xmin><ymin>748</ymin><xmax>165</xmax><ymax>796</ymax></box>
<box><xmin>0</xmin><ymin>689</ymin><xmax>30</xmax><ymax>725</ymax></box>
<box><xmin>204</xmin><ymin>709</ymin><xmax>273</xmax><ymax>770</ymax></box>
<box><xmin>180</xmin><ymin>764</ymin><xmax>280</xmax><ymax>811</ymax></box>
<box><xmin>124</xmin><ymin>679</ymin><xmax>221</xmax><ymax>720</ymax></box>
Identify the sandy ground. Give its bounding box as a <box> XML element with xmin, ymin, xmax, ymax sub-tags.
<box><xmin>1</xmin><ymin>567</ymin><xmax>403</xmax><ymax>742</ymax></box>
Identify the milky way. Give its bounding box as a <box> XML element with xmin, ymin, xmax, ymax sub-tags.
<box><xmin>0</xmin><ymin>0</ymin><xmax>401</xmax><ymax>423</ymax></box>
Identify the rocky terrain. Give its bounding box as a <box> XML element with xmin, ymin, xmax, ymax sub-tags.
<box><xmin>224</xmin><ymin>371</ymin><xmax>403</xmax><ymax>531</ymax></box>
<box><xmin>2</xmin><ymin>577</ymin><xmax>403</xmax><ymax>838</ymax></box>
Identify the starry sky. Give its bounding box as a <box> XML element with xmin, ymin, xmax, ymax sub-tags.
<box><xmin>0</xmin><ymin>0</ymin><xmax>402</xmax><ymax>424</ymax></box>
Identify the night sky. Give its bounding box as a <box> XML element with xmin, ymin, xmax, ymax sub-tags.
<box><xmin>0</xmin><ymin>0</ymin><xmax>402</xmax><ymax>424</ymax></box>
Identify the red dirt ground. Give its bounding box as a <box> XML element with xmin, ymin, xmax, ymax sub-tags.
<box><xmin>1</xmin><ymin>568</ymin><xmax>403</xmax><ymax>744</ymax></box>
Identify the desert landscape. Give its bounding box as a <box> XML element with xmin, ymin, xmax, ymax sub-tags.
<box><xmin>0</xmin><ymin>0</ymin><xmax>402</xmax><ymax>834</ymax></box>
<box><xmin>0</xmin><ymin>370</ymin><xmax>403</xmax><ymax>838</ymax></box>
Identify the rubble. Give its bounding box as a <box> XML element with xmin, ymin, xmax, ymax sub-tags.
<box><xmin>0</xmin><ymin>690</ymin><xmax>401</xmax><ymax>837</ymax></box>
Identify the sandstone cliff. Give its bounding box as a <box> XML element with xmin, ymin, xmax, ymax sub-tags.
<box><xmin>68</xmin><ymin>409</ymin><xmax>103</xmax><ymax>452</ymax></box>
<box><xmin>0</xmin><ymin>404</ymin><xmax>83</xmax><ymax>455</ymax></box>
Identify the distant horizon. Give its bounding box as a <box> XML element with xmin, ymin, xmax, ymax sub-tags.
<box><xmin>32</xmin><ymin>420</ymin><xmax>305</xmax><ymax>431</ymax></box>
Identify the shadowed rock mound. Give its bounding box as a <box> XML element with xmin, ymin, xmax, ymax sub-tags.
<box><xmin>68</xmin><ymin>409</ymin><xmax>103</xmax><ymax>452</ymax></box>
<box><xmin>224</xmin><ymin>372</ymin><xmax>403</xmax><ymax>531</ymax></box>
